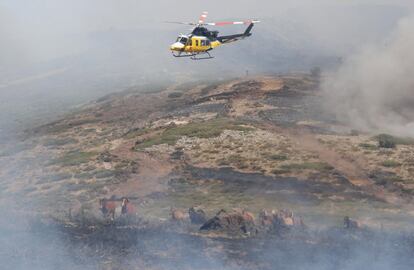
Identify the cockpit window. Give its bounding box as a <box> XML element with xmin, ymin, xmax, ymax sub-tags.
<box><xmin>177</xmin><ymin>37</ymin><xmax>188</xmax><ymax>45</ymax></box>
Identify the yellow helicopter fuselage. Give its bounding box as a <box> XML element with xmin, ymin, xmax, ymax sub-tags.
<box><xmin>170</xmin><ymin>35</ymin><xmax>221</xmax><ymax>53</ymax></box>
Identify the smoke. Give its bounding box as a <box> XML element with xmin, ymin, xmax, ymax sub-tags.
<box><xmin>322</xmin><ymin>14</ymin><xmax>414</xmax><ymax>136</ymax></box>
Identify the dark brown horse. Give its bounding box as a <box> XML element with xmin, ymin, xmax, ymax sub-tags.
<box><xmin>99</xmin><ymin>198</ymin><xmax>117</xmax><ymax>221</ymax></box>
<box><xmin>344</xmin><ymin>216</ymin><xmax>360</xmax><ymax>229</ymax></box>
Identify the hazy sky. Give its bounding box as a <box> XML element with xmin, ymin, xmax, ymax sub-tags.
<box><xmin>1</xmin><ymin>0</ymin><xmax>413</xmax><ymax>65</ymax></box>
<box><xmin>1</xmin><ymin>0</ymin><xmax>413</xmax><ymax>138</ymax></box>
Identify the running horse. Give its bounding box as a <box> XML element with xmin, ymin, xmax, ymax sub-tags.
<box><xmin>99</xmin><ymin>198</ymin><xmax>117</xmax><ymax>221</ymax></box>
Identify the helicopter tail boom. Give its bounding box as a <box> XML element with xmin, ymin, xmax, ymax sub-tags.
<box><xmin>217</xmin><ymin>23</ymin><xmax>255</xmax><ymax>44</ymax></box>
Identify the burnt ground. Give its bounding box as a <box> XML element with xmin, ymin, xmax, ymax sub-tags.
<box><xmin>2</xmin><ymin>214</ymin><xmax>414</xmax><ymax>270</ymax></box>
<box><xmin>1</xmin><ymin>74</ymin><xmax>414</xmax><ymax>269</ymax></box>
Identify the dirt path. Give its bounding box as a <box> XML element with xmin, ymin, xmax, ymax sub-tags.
<box><xmin>264</xmin><ymin>123</ymin><xmax>406</xmax><ymax>205</ymax></box>
<box><xmin>111</xmin><ymin>141</ymin><xmax>174</xmax><ymax>198</ymax></box>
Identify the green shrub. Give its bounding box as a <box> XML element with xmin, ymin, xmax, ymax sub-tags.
<box><xmin>377</xmin><ymin>134</ymin><xmax>396</xmax><ymax>148</ymax></box>
<box><xmin>376</xmin><ymin>134</ymin><xmax>414</xmax><ymax>148</ymax></box>
<box><xmin>49</xmin><ymin>151</ymin><xmax>96</xmax><ymax>166</ymax></box>
<box><xmin>359</xmin><ymin>143</ymin><xmax>378</xmax><ymax>150</ymax></box>
<box><xmin>168</xmin><ymin>92</ymin><xmax>183</xmax><ymax>98</ymax></box>
<box><xmin>271</xmin><ymin>169</ymin><xmax>290</xmax><ymax>175</ymax></box>
<box><xmin>267</xmin><ymin>154</ymin><xmax>288</xmax><ymax>161</ymax></box>
<box><xmin>381</xmin><ymin>160</ymin><xmax>400</xmax><ymax>168</ymax></box>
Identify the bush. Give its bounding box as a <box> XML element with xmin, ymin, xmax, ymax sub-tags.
<box><xmin>359</xmin><ymin>143</ymin><xmax>378</xmax><ymax>150</ymax></box>
<box><xmin>267</xmin><ymin>154</ymin><xmax>288</xmax><ymax>161</ymax></box>
<box><xmin>168</xmin><ymin>92</ymin><xmax>183</xmax><ymax>98</ymax></box>
<box><xmin>381</xmin><ymin>160</ymin><xmax>400</xmax><ymax>168</ymax></box>
<box><xmin>49</xmin><ymin>151</ymin><xmax>96</xmax><ymax>166</ymax></box>
<box><xmin>376</xmin><ymin>133</ymin><xmax>414</xmax><ymax>148</ymax></box>
<box><xmin>377</xmin><ymin>134</ymin><xmax>396</xmax><ymax>148</ymax></box>
<box><xmin>310</xmin><ymin>67</ymin><xmax>321</xmax><ymax>78</ymax></box>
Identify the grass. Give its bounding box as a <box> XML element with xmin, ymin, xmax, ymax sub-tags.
<box><xmin>267</xmin><ymin>153</ymin><xmax>288</xmax><ymax>161</ymax></box>
<box><xmin>167</xmin><ymin>92</ymin><xmax>183</xmax><ymax>98</ymax></box>
<box><xmin>271</xmin><ymin>169</ymin><xmax>290</xmax><ymax>175</ymax></box>
<box><xmin>135</xmin><ymin>118</ymin><xmax>253</xmax><ymax>149</ymax></box>
<box><xmin>375</xmin><ymin>134</ymin><xmax>414</xmax><ymax>148</ymax></box>
<box><xmin>94</xmin><ymin>170</ymin><xmax>118</xmax><ymax>179</ymax></box>
<box><xmin>217</xmin><ymin>154</ymin><xmax>249</xmax><ymax>169</ymax></box>
<box><xmin>359</xmin><ymin>143</ymin><xmax>378</xmax><ymax>150</ymax></box>
<box><xmin>381</xmin><ymin>160</ymin><xmax>401</xmax><ymax>168</ymax></box>
<box><xmin>43</xmin><ymin>137</ymin><xmax>79</xmax><ymax>146</ymax></box>
<box><xmin>123</xmin><ymin>127</ymin><xmax>151</xmax><ymax>139</ymax></box>
<box><xmin>37</xmin><ymin>172</ymin><xmax>72</xmax><ymax>184</ymax></box>
<box><xmin>49</xmin><ymin>151</ymin><xmax>97</xmax><ymax>166</ymax></box>
<box><xmin>280</xmin><ymin>162</ymin><xmax>334</xmax><ymax>172</ymax></box>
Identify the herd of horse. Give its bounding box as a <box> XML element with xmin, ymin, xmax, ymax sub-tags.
<box><xmin>99</xmin><ymin>197</ymin><xmax>360</xmax><ymax>231</ymax></box>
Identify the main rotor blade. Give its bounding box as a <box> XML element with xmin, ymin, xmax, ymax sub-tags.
<box><xmin>205</xmin><ymin>20</ymin><xmax>260</xmax><ymax>26</ymax></box>
<box><xmin>198</xmin><ymin>11</ymin><xmax>208</xmax><ymax>24</ymax></box>
<box><xmin>164</xmin><ymin>21</ymin><xmax>197</xmax><ymax>26</ymax></box>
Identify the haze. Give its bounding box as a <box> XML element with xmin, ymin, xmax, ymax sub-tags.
<box><xmin>0</xmin><ymin>0</ymin><xmax>413</xmax><ymax>139</ymax></box>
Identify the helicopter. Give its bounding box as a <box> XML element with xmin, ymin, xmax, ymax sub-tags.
<box><xmin>167</xmin><ymin>12</ymin><xmax>260</xmax><ymax>60</ymax></box>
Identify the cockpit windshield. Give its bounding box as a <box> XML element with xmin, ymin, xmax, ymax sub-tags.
<box><xmin>176</xmin><ymin>36</ymin><xmax>188</xmax><ymax>45</ymax></box>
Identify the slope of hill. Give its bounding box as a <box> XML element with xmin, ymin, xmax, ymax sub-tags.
<box><xmin>1</xmin><ymin>73</ymin><xmax>413</xmax><ymax>227</ymax></box>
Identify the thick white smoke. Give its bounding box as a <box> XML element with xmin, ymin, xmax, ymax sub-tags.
<box><xmin>322</xmin><ymin>14</ymin><xmax>414</xmax><ymax>137</ymax></box>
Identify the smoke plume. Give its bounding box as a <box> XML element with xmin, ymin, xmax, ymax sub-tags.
<box><xmin>322</xmin><ymin>14</ymin><xmax>414</xmax><ymax>136</ymax></box>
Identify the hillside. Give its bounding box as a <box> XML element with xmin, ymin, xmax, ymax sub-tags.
<box><xmin>1</xmin><ymin>73</ymin><xmax>413</xmax><ymax>226</ymax></box>
<box><xmin>1</xmin><ymin>73</ymin><xmax>414</xmax><ymax>269</ymax></box>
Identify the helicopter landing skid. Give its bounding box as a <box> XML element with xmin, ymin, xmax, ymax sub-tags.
<box><xmin>191</xmin><ymin>52</ymin><xmax>214</xmax><ymax>60</ymax></box>
<box><xmin>172</xmin><ymin>51</ymin><xmax>214</xmax><ymax>60</ymax></box>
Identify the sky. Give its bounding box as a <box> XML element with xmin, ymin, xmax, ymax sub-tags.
<box><xmin>1</xmin><ymin>0</ymin><xmax>413</xmax><ymax>66</ymax></box>
<box><xmin>0</xmin><ymin>0</ymin><xmax>413</xmax><ymax>138</ymax></box>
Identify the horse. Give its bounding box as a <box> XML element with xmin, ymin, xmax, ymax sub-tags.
<box><xmin>121</xmin><ymin>197</ymin><xmax>136</xmax><ymax>215</ymax></box>
<box><xmin>259</xmin><ymin>209</ymin><xmax>274</xmax><ymax>227</ymax></box>
<box><xmin>99</xmin><ymin>198</ymin><xmax>117</xmax><ymax>221</ymax></box>
<box><xmin>170</xmin><ymin>207</ymin><xmax>186</xmax><ymax>221</ymax></box>
<box><xmin>344</xmin><ymin>216</ymin><xmax>360</xmax><ymax>229</ymax></box>
<box><xmin>188</xmin><ymin>206</ymin><xmax>207</xmax><ymax>224</ymax></box>
<box><xmin>241</xmin><ymin>209</ymin><xmax>255</xmax><ymax>224</ymax></box>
